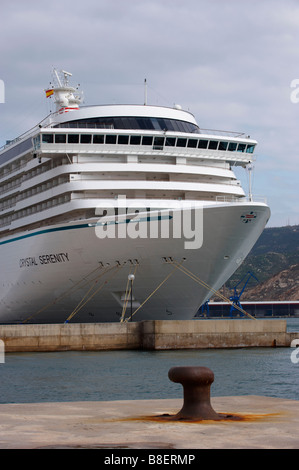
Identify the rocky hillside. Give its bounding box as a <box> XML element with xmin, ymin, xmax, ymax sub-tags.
<box><xmin>221</xmin><ymin>224</ymin><xmax>299</xmax><ymax>301</ymax></box>
<box><xmin>243</xmin><ymin>263</ymin><xmax>299</xmax><ymax>301</ymax></box>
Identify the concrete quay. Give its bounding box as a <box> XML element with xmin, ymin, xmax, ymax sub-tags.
<box><xmin>0</xmin><ymin>319</ymin><xmax>297</xmax><ymax>352</ymax></box>
<box><xmin>0</xmin><ymin>396</ymin><xmax>298</xmax><ymax>449</ymax></box>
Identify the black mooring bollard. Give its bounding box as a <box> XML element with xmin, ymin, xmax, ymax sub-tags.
<box><xmin>168</xmin><ymin>366</ymin><xmax>220</xmax><ymax>420</ymax></box>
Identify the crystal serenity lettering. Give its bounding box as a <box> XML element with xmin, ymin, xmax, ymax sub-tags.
<box><xmin>19</xmin><ymin>252</ymin><xmax>69</xmax><ymax>268</ymax></box>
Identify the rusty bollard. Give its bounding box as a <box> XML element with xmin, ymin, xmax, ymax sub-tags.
<box><xmin>168</xmin><ymin>366</ymin><xmax>220</xmax><ymax>420</ymax></box>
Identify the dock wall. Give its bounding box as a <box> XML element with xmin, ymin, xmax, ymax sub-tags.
<box><xmin>0</xmin><ymin>319</ymin><xmax>297</xmax><ymax>352</ymax></box>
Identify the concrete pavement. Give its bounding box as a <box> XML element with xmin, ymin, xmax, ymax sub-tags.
<box><xmin>0</xmin><ymin>395</ymin><xmax>298</xmax><ymax>449</ymax></box>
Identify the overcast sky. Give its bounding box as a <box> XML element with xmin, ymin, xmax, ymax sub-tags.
<box><xmin>0</xmin><ymin>0</ymin><xmax>299</xmax><ymax>227</ymax></box>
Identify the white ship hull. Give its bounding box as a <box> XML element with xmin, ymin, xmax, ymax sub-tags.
<box><xmin>0</xmin><ymin>202</ymin><xmax>270</xmax><ymax>324</ymax></box>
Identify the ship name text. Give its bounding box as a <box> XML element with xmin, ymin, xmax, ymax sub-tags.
<box><xmin>19</xmin><ymin>252</ymin><xmax>69</xmax><ymax>268</ymax></box>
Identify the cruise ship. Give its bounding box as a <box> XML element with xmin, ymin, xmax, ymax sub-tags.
<box><xmin>0</xmin><ymin>70</ymin><xmax>270</xmax><ymax>323</ymax></box>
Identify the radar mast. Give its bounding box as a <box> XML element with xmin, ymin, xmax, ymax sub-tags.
<box><xmin>45</xmin><ymin>68</ymin><xmax>82</xmax><ymax>112</ymax></box>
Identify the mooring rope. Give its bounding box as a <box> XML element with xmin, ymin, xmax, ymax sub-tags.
<box><xmin>124</xmin><ymin>257</ymin><xmax>254</xmax><ymax>322</ymax></box>
<box><xmin>65</xmin><ymin>264</ymin><xmax>122</xmax><ymax>323</ymax></box>
<box><xmin>22</xmin><ymin>263</ymin><xmax>114</xmax><ymax>324</ymax></box>
<box><xmin>22</xmin><ymin>255</ymin><xmax>255</xmax><ymax>324</ymax></box>
<box><xmin>124</xmin><ymin>258</ymin><xmax>186</xmax><ymax>322</ymax></box>
<box><xmin>171</xmin><ymin>261</ymin><xmax>256</xmax><ymax>320</ymax></box>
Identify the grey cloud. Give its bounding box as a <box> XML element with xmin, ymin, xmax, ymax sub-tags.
<box><xmin>0</xmin><ymin>0</ymin><xmax>298</xmax><ymax>225</ymax></box>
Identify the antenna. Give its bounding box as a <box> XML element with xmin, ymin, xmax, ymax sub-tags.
<box><xmin>144</xmin><ymin>78</ymin><xmax>147</xmax><ymax>105</ymax></box>
<box><xmin>46</xmin><ymin>68</ymin><xmax>82</xmax><ymax>112</ymax></box>
<box><xmin>53</xmin><ymin>69</ymin><xmax>62</xmax><ymax>87</ymax></box>
<box><xmin>62</xmin><ymin>70</ymin><xmax>72</xmax><ymax>86</ymax></box>
<box><xmin>247</xmin><ymin>163</ymin><xmax>253</xmax><ymax>202</ymax></box>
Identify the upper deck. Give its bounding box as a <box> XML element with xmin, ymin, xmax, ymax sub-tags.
<box><xmin>0</xmin><ymin>69</ymin><xmax>257</xmax><ymax>168</ymax></box>
<box><xmin>0</xmin><ymin>71</ymin><xmax>260</xmax><ymax>236</ymax></box>
<box><xmin>0</xmin><ymin>102</ymin><xmax>257</xmax><ymax>169</ymax></box>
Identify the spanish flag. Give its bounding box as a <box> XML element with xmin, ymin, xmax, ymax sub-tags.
<box><xmin>45</xmin><ymin>88</ymin><xmax>54</xmax><ymax>98</ymax></box>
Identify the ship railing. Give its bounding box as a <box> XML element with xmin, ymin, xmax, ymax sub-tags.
<box><xmin>0</xmin><ymin>113</ymin><xmax>52</xmax><ymax>154</ymax></box>
<box><xmin>216</xmin><ymin>195</ymin><xmax>267</xmax><ymax>204</ymax></box>
<box><xmin>0</xmin><ymin>123</ymin><xmax>251</xmax><ymax>154</ymax></box>
<box><xmin>199</xmin><ymin>128</ymin><xmax>247</xmax><ymax>138</ymax></box>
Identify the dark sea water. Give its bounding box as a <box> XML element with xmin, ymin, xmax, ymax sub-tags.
<box><xmin>0</xmin><ymin>318</ymin><xmax>298</xmax><ymax>404</ymax></box>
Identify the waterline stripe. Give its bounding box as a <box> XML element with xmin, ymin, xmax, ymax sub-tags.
<box><xmin>0</xmin><ymin>224</ymin><xmax>90</xmax><ymax>246</ymax></box>
<box><xmin>0</xmin><ymin>215</ymin><xmax>172</xmax><ymax>246</ymax></box>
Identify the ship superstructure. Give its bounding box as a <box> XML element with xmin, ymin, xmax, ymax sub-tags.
<box><xmin>0</xmin><ymin>70</ymin><xmax>270</xmax><ymax>323</ymax></box>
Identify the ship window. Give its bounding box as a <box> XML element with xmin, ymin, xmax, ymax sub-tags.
<box><xmin>81</xmin><ymin>134</ymin><xmax>92</xmax><ymax>144</ymax></box>
<box><xmin>198</xmin><ymin>140</ymin><xmax>208</xmax><ymax>149</ymax></box>
<box><xmin>148</xmin><ymin>118</ymin><xmax>160</xmax><ymax>130</ymax></box>
<box><xmin>165</xmin><ymin>137</ymin><xmax>176</xmax><ymax>146</ymax></box>
<box><xmin>218</xmin><ymin>141</ymin><xmax>228</xmax><ymax>151</ymax></box>
<box><xmin>187</xmin><ymin>139</ymin><xmax>198</xmax><ymax>148</ymax></box>
<box><xmin>106</xmin><ymin>135</ymin><xmax>117</xmax><ymax>144</ymax></box>
<box><xmin>118</xmin><ymin>135</ymin><xmax>129</xmax><ymax>145</ymax></box>
<box><xmin>246</xmin><ymin>144</ymin><xmax>255</xmax><ymax>154</ymax></box>
<box><xmin>176</xmin><ymin>138</ymin><xmax>187</xmax><ymax>147</ymax></box>
<box><xmin>208</xmin><ymin>140</ymin><xmax>218</xmax><ymax>150</ymax></box>
<box><xmin>86</xmin><ymin>121</ymin><xmax>97</xmax><ymax>129</ymax></box>
<box><xmin>237</xmin><ymin>143</ymin><xmax>246</xmax><ymax>152</ymax></box>
<box><xmin>93</xmin><ymin>134</ymin><xmax>104</xmax><ymax>144</ymax></box>
<box><xmin>156</xmin><ymin>118</ymin><xmax>167</xmax><ymax>131</ymax></box>
<box><xmin>130</xmin><ymin>135</ymin><xmax>141</xmax><ymax>145</ymax></box>
<box><xmin>33</xmin><ymin>135</ymin><xmax>41</xmax><ymax>150</ymax></box>
<box><xmin>55</xmin><ymin>134</ymin><xmax>66</xmax><ymax>144</ymax></box>
<box><xmin>142</xmin><ymin>136</ymin><xmax>153</xmax><ymax>145</ymax></box>
<box><xmin>55</xmin><ymin>116</ymin><xmax>200</xmax><ymax>133</ymax></box>
<box><xmin>153</xmin><ymin>137</ymin><xmax>165</xmax><ymax>148</ymax></box>
<box><xmin>68</xmin><ymin>134</ymin><xmax>79</xmax><ymax>144</ymax></box>
<box><xmin>42</xmin><ymin>134</ymin><xmax>53</xmax><ymax>144</ymax></box>
<box><xmin>228</xmin><ymin>142</ymin><xmax>237</xmax><ymax>151</ymax></box>
<box><xmin>170</xmin><ymin>121</ymin><xmax>182</xmax><ymax>132</ymax></box>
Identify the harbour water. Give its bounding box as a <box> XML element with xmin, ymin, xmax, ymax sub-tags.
<box><xmin>0</xmin><ymin>318</ymin><xmax>298</xmax><ymax>404</ymax></box>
